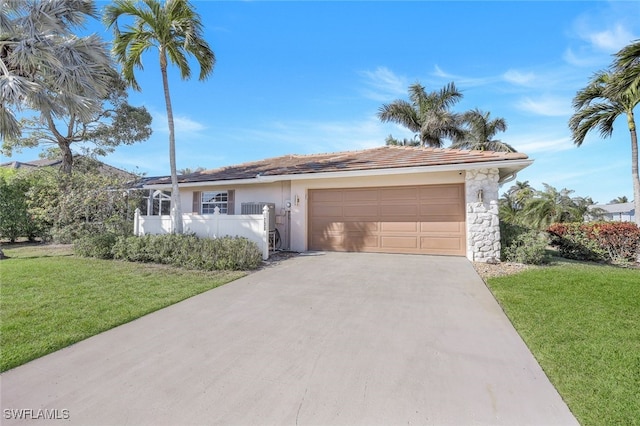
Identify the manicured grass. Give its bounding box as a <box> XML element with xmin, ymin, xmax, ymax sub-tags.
<box><xmin>0</xmin><ymin>244</ymin><xmax>245</xmax><ymax>372</ymax></box>
<box><xmin>487</xmin><ymin>262</ymin><xmax>640</xmax><ymax>426</ymax></box>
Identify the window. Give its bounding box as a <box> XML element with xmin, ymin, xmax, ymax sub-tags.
<box><xmin>202</xmin><ymin>191</ymin><xmax>228</xmax><ymax>214</ymax></box>
<box><xmin>140</xmin><ymin>190</ymin><xmax>171</xmax><ymax>216</ymax></box>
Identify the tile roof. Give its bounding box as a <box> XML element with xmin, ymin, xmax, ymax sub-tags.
<box><xmin>148</xmin><ymin>146</ymin><xmax>530</xmax><ymax>185</ymax></box>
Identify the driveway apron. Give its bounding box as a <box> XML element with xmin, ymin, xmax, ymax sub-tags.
<box><xmin>1</xmin><ymin>252</ymin><xmax>578</xmax><ymax>425</ymax></box>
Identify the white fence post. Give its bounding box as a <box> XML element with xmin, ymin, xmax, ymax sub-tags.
<box><xmin>214</xmin><ymin>206</ymin><xmax>220</xmax><ymax>237</ymax></box>
<box><xmin>262</xmin><ymin>205</ymin><xmax>270</xmax><ymax>260</ymax></box>
<box><xmin>134</xmin><ymin>208</ymin><xmax>141</xmax><ymax>236</ymax></box>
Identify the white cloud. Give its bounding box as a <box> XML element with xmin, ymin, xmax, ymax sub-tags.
<box><xmin>516</xmin><ymin>96</ymin><xmax>573</xmax><ymax>117</ymax></box>
<box><xmin>562</xmin><ymin>47</ymin><xmax>603</xmax><ymax>68</ymax></box>
<box><xmin>431</xmin><ymin>65</ymin><xmax>498</xmax><ymax>87</ymax></box>
<box><xmin>360</xmin><ymin>67</ymin><xmax>407</xmax><ymax>101</ymax></box>
<box><xmin>151</xmin><ymin>110</ymin><xmax>207</xmax><ymax>134</ymax></box>
<box><xmin>587</xmin><ymin>23</ymin><xmax>635</xmax><ymax>52</ymax></box>
<box><xmin>502</xmin><ymin>69</ymin><xmax>536</xmax><ymax>86</ymax></box>
<box><xmin>512</xmin><ymin>136</ymin><xmax>575</xmax><ymax>154</ymax></box>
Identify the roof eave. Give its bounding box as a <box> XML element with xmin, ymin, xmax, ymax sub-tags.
<box><xmin>143</xmin><ymin>158</ymin><xmax>534</xmax><ymax>189</ymax></box>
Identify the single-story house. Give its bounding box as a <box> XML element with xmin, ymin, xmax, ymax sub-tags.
<box><xmin>140</xmin><ymin>146</ymin><xmax>532</xmax><ymax>262</ymax></box>
<box><xmin>588</xmin><ymin>202</ymin><xmax>636</xmax><ymax>222</ymax></box>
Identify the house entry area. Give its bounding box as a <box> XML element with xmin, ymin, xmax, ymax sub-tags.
<box><xmin>308</xmin><ymin>184</ymin><xmax>466</xmax><ymax>256</ymax></box>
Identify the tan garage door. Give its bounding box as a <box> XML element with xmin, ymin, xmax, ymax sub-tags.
<box><xmin>308</xmin><ymin>184</ymin><xmax>466</xmax><ymax>256</ymax></box>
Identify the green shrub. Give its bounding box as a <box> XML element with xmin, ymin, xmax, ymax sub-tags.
<box><xmin>74</xmin><ymin>232</ymin><xmax>118</xmax><ymax>259</ymax></box>
<box><xmin>503</xmin><ymin>229</ymin><xmax>551</xmax><ymax>265</ymax></box>
<box><xmin>111</xmin><ymin>234</ymin><xmax>262</xmax><ymax>271</ymax></box>
<box><xmin>499</xmin><ymin>221</ymin><xmax>529</xmax><ymax>260</ymax></box>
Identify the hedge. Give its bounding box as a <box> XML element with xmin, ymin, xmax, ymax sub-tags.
<box><xmin>547</xmin><ymin>222</ymin><xmax>640</xmax><ymax>264</ymax></box>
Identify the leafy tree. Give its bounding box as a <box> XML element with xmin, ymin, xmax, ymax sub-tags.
<box><xmin>378</xmin><ymin>82</ymin><xmax>463</xmax><ymax>147</ymax></box>
<box><xmin>569</xmin><ymin>60</ymin><xmax>640</xmax><ymax>227</ymax></box>
<box><xmin>451</xmin><ymin>108</ymin><xmax>515</xmax><ymax>152</ymax></box>
<box><xmin>2</xmin><ymin>73</ymin><xmax>153</xmax><ymax>171</ymax></box>
<box><xmin>104</xmin><ymin>0</ymin><xmax>216</xmax><ymax>234</ymax></box>
<box><xmin>0</xmin><ymin>169</ymin><xmax>38</xmax><ymax>242</ymax></box>
<box><xmin>610</xmin><ymin>196</ymin><xmax>629</xmax><ymax>204</ymax></box>
<box><xmin>0</xmin><ymin>0</ymin><xmax>148</xmax><ymax>174</ymax></box>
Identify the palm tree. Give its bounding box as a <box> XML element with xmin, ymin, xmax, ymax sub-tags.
<box><xmin>104</xmin><ymin>0</ymin><xmax>215</xmax><ymax>234</ymax></box>
<box><xmin>451</xmin><ymin>108</ymin><xmax>515</xmax><ymax>152</ymax></box>
<box><xmin>569</xmin><ymin>69</ymin><xmax>640</xmax><ymax>226</ymax></box>
<box><xmin>610</xmin><ymin>196</ymin><xmax>629</xmax><ymax>204</ymax></box>
<box><xmin>522</xmin><ymin>183</ymin><xmax>584</xmax><ymax>229</ymax></box>
<box><xmin>499</xmin><ymin>181</ymin><xmax>534</xmax><ymax>225</ymax></box>
<box><xmin>612</xmin><ymin>40</ymin><xmax>640</xmax><ymax>98</ymax></box>
<box><xmin>1</xmin><ymin>0</ymin><xmax>114</xmax><ymax>173</ymax></box>
<box><xmin>378</xmin><ymin>82</ymin><xmax>463</xmax><ymax>148</ymax></box>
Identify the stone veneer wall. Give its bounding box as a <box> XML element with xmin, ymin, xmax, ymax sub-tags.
<box><xmin>465</xmin><ymin>168</ymin><xmax>501</xmax><ymax>262</ymax></box>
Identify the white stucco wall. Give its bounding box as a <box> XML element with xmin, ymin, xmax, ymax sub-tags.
<box><xmin>465</xmin><ymin>168</ymin><xmax>501</xmax><ymax>262</ymax></box>
<box><xmin>179</xmin><ymin>181</ymin><xmax>293</xmax><ymax>248</ymax></box>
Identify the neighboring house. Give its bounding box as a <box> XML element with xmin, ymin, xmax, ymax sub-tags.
<box><xmin>588</xmin><ymin>202</ymin><xmax>636</xmax><ymax>222</ymax></box>
<box><xmin>140</xmin><ymin>146</ymin><xmax>532</xmax><ymax>262</ymax></box>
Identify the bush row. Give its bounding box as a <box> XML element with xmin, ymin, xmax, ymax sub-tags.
<box><xmin>74</xmin><ymin>233</ymin><xmax>263</xmax><ymax>271</ymax></box>
<box><xmin>547</xmin><ymin>222</ymin><xmax>640</xmax><ymax>264</ymax></box>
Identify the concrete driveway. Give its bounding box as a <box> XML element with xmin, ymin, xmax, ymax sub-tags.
<box><xmin>1</xmin><ymin>252</ymin><xmax>577</xmax><ymax>425</ymax></box>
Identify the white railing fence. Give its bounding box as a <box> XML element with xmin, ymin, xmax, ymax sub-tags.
<box><xmin>134</xmin><ymin>205</ymin><xmax>271</xmax><ymax>260</ymax></box>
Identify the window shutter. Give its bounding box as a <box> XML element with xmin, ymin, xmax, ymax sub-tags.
<box><xmin>192</xmin><ymin>191</ymin><xmax>201</xmax><ymax>213</ymax></box>
<box><xmin>227</xmin><ymin>190</ymin><xmax>235</xmax><ymax>214</ymax></box>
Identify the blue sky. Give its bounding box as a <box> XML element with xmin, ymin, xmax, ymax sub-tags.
<box><xmin>6</xmin><ymin>0</ymin><xmax>640</xmax><ymax>203</ymax></box>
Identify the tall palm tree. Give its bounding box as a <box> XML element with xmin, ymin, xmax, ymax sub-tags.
<box><xmin>450</xmin><ymin>108</ymin><xmax>515</xmax><ymax>152</ymax></box>
<box><xmin>104</xmin><ymin>0</ymin><xmax>215</xmax><ymax>234</ymax></box>
<box><xmin>378</xmin><ymin>82</ymin><xmax>463</xmax><ymax>148</ymax></box>
<box><xmin>569</xmin><ymin>69</ymin><xmax>640</xmax><ymax>226</ymax></box>
<box><xmin>1</xmin><ymin>0</ymin><xmax>114</xmax><ymax>173</ymax></box>
<box><xmin>612</xmin><ymin>40</ymin><xmax>640</xmax><ymax>98</ymax></box>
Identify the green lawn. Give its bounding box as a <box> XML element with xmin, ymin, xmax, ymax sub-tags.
<box><xmin>0</xmin><ymin>244</ymin><xmax>245</xmax><ymax>372</ymax></box>
<box><xmin>487</xmin><ymin>262</ymin><xmax>640</xmax><ymax>426</ymax></box>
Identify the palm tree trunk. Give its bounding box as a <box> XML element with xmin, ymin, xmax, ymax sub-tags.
<box><xmin>628</xmin><ymin>111</ymin><xmax>640</xmax><ymax>228</ymax></box>
<box><xmin>160</xmin><ymin>50</ymin><xmax>183</xmax><ymax>234</ymax></box>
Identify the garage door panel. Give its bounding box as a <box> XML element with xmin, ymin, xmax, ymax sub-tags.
<box><xmin>420</xmin><ymin>221</ymin><xmax>464</xmax><ymax>233</ymax></box>
<box><xmin>380</xmin><ymin>222</ymin><xmax>419</xmax><ymax>232</ymax></box>
<box><xmin>420</xmin><ymin>203</ymin><xmax>464</xmax><ymax>217</ymax></box>
<box><xmin>380</xmin><ymin>205</ymin><xmax>418</xmax><ymax>217</ymax></box>
<box><xmin>309</xmin><ymin>185</ymin><xmax>465</xmax><ymax>256</ymax></box>
<box><xmin>312</xmin><ymin>205</ymin><xmax>344</xmax><ymax>217</ymax></box>
<box><xmin>381</xmin><ymin>236</ymin><xmax>419</xmax><ymax>249</ymax></box>
<box><xmin>380</xmin><ymin>187</ymin><xmax>418</xmax><ymax>200</ymax></box>
<box><xmin>343</xmin><ymin>222</ymin><xmax>378</xmax><ymax>232</ymax></box>
<box><xmin>420</xmin><ymin>236</ymin><xmax>464</xmax><ymax>251</ymax></box>
<box><xmin>419</xmin><ymin>186</ymin><xmax>463</xmax><ymax>199</ymax></box>
<box><xmin>312</xmin><ymin>190</ymin><xmax>343</xmax><ymax>202</ymax></box>
<box><xmin>343</xmin><ymin>205</ymin><xmax>379</xmax><ymax>217</ymax></box>
<box><xmin>344</xmin><ymin>189</ymin><xmax>379</xmax><ymax>201</ymax></box>
<box><xmin>311</xmin><ymin>221</ymin><xmax>344</xmax><ymax>233</ymax></box>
